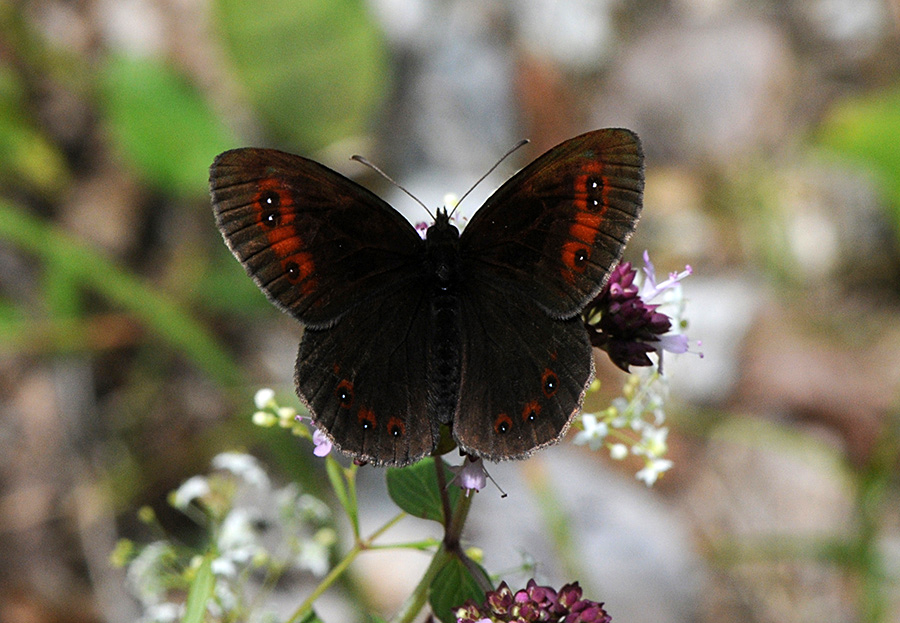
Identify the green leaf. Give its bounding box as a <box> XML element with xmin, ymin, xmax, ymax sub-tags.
<box><xmin>182</xmin><ymin>555</ymin><xmax>215</xmax><ymax>623</ymax></box>
<box><xmin>100</xmin><ymin>54</ymin><xmax>236</xmax><ymax>198</ymax></box>
<box><xmin>213</xmin><ymin>0</ymin><xmax>389</xmax><ymax>150</ymax></box>
<box><xmin>386</xmin><ymin>458</ymin><xmax>460</xmax><ymax>523</ymax></box>
<box><xmin>429</xmin><ymin>555</ymin><xmax>487</xmax><ymax>623</ymax></box>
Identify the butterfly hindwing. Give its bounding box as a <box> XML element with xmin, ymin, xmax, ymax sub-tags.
<box><xmin>460</xmin><ymin>129</ymin><xmax>643</xmax><ymax>318</ymax></box>
<box><xmin>295</xmin><ymin>281</ymin><xmax>437</xmax><ymax>466</ymax></box>
<box><xmin>452</xmin><ymin>277</ymin><xmax>593</xmax><ymax>460</ymax></box>
<box><xmin>210</xmin><ymin>148</ymin><xmax>424</xmax><ymax>326</ymax></box>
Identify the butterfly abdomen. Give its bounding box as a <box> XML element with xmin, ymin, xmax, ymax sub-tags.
<box><xmin>427</xmin><ymin>291</ymin><xmax>461</xmax><ymax>425</ymax></box>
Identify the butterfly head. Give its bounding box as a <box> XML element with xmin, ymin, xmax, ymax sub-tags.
<box><xmin>425</xmin><ymin>207</ymin><xmax>460</xmax><ymax>244</ymax></box>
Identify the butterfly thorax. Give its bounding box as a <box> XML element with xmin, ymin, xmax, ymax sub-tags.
<box><xmin>424</xmin><ymin>208</ymin><xmax>462</xmax><ymax>424</ymax></box>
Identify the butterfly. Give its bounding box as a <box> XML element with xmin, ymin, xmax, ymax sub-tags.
<box><xmin>210</xmin><ymin>129</ymin><xmax>644</xmax><ymax>467</ymax></box>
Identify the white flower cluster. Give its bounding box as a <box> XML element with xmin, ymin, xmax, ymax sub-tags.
<box><xmin>121</xmin><ymin>452</ymin><xmax>335</xmax><ymax>622</ymax></box>
<box><xmin>252</xmin><ymin>388</ymin><xmax>333</xmax><ymax>457</ymax></box>
<box><xmin>574</xmin><ymin>370</ymin><xmax>674</xmax><ymax>486</ymax></box>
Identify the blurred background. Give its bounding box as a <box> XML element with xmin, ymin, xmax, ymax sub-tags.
<box><xmin>2</xmin><ymin>0</ymin><xmax>900</xmax><ymax>621</ymax></box>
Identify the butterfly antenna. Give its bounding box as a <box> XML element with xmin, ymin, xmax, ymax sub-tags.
<box><xmin>351</xmin><ymin>155</ymin><xmax>434</xmax><ymax>220</ymax></box>
<box><xmin>450</xmin><ymin>139</ymin><xmax>530</xmax><ymax>218</ymax></box>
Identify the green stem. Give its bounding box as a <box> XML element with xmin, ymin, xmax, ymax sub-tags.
<box><xmin>448</xmin><ymin>491</ymin><xmax>493</xmax><ymax>593</ymax></box>
<box><xmin>443</xmin><ymin>474</ymin><xmax>493</xmax><ymax>593</ymax></box>
<box><xmin>326</xmin><ymin>457</ymin><xmax>360</xmax><ymax>539</ymax></box>
<box><xmin>286</xmin><ymin>511</ymin><xmax>406</xmax><ymax>623</ymax></box>
<box><xmin>389</xmin><ymin>543</ymin><xmax>453</xmax><ymax>623</ymax></box>
<box><xmin>444</xmin><ymin>487</ymin><xmax>473</xmax><ymax>551</ymax></box>
<box><xmin>434</xmin><ymin>456</ymin><xmax>453</xmax><ymax>533</ymax></box>
<box><xmin>367</xmin><ymin>539</ymin><xmax>441</xmax><ymax>551</ymax></box>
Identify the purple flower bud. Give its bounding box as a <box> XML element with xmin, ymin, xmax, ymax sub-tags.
<box><xmin>583</xmin><ymin>253</ymin><xmax>693</xmax><ymax>372</ymax></box>
<box><xmin>454</xmin><ymin>579</ymin><xmax>610</xmax><ymax>623</ymax></box>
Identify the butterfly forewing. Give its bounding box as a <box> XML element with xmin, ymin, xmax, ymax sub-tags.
<box><xmin>210</xmin><ymin>148</ymin><xmax>425</xmax><ymax>327</ymax></box>
<box><xmin>460</xmin><ymin>129</ymin><xmax>643</xmax><ymax>318</ymax></box>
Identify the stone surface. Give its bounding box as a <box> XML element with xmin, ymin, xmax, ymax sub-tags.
<box><xmin>684</xmin><ymin>417</ymin><xmax>857</xmax><ymax>623</ymax></box>
<box><xmin>591</xmin><ymin>18</ymin><xmax>797</xmax><ymax>164</ymax></box>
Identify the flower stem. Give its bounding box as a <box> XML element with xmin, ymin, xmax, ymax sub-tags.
<box><xmin>389</xmin><ymin>543</ymin><xmax>453</xmax><ymax>623</ymax></box>
<box><xmin>444</xmin><ymin>484</ymin><xmax>473</xmax><ymax>551</ymax></box>
<box><xmin>434</xmin><ymin>456</ymin><xmax>453</xmax><ymax>532</ymax></box>
<box><xmin>390</xmin><ymin>459</ymin><xmax>485</xmax><ymax>623</ymax></box>
<box><xmin>444</xmin><ymin>476</ymin><xmax>492</xmax><ymax>593</ymax></box>
<box><xmin>286</xmin><ymin>510</ymin><xmax>406</xmax><ymax>623</ymax></box>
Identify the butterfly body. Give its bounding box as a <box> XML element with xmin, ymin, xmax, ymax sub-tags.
<box><xmin>422</xmin><ymin>210</ymin><xmax>464</xmax><ymax>425</ymax></box>
<box><xmin>211</xmin><ymin>129</ymin><xmax>644</xmax><ymax>466</ymax></box>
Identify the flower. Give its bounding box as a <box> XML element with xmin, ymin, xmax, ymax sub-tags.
<box><xmin>252</xmin><ymin>409</ymin><xmax>278</xmax><ymax>427</ymax></box>
<box><xmin>126</xmin><ymin>542</ymin><xmax>175</xmax><ymax>605</ymax></box>
<box><xmin>212</xmin><ymin>452</ymin><xmax>271</xmax><ymax>490</ymax></box>
<box><xmin>572</xmin><ymin>413</ymin><xmax>608</xmax><ymax>450</ymax></box>
<box><xmin>141</xmin><ymin>602</ymin><xmax>182</xmax><ymax>623</ymax></box>
<box><xmin>296</xmin><ymin>527</ymin><xmax>336</xmax><ymax>577</ymax></box>
<box><xmin>249</xmin><ymin>391</ymin><xmax>330</xmax><ymax>458</ymax></box>
<box><xmin>455</xmin><ymin>580</ymin><xmax>611</xmax><ymax>623</ymax></box>
<box><xmin>609</xmin><ymin>443</ymin><xmax>628</xmax><ymax>460</ymax></box>
<box><xmin>636</xmin><ymin>458</ymin><xmax>674</xmax><ymax>486</ymax></box>
<box><xmin>574</xmin><ymin>369</ymin><xmax>676</xmax><ymax>485</ymax></box>
<box><xmin>170</xmin><ymin>476</ymin><xmax>211</xmax><ymax>510</ymax></box>
<box><xmin>633</xmin><ymin>426</ymin><xmax>669</xmax><ymax>459</ymax></box>
<box><xmin>216</xmin><ymin>507</ymin><xmax>265</xmax><ymax>566</ymax></box>
<box><xmin>124</xmin><ymin>451</ymin><xmax>336</xmax><ymax>623</ymax></box>
<box><xmin>254</xmin><ymin>387</ymin><xmax>276</xmax><ymax>409</ymax></box>
<box><xmin>450</xmin><ymin>455</ymin><xmax>489</xmax><ymax>494</ymax></box>
<box><xmin>311</xmin><ymin>428</ymin><xmax>333</xmax><ymax>457</ymax></box>
<box><xmin>584</xmin><ymin>252</ymin><xmax>693</xmax><ymax>372</ymax></box>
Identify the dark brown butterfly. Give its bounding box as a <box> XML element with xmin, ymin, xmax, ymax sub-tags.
<box><xmin>210</xmin><ymin>129</ymin><xmax>643</xmax><ymax>466</ymax></box>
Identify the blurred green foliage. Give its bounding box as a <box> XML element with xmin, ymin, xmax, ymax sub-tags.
<box><xmin>100</xmin><ymin>54</ymin><xmax>237</xmax><ymax>198</ymax></box>
<box><xmin>213</xmin><ymin>0</ymin><xmax>389</xmax><ymax>151</ymax></box>
<box><xmin>0</xmin><ymin>0</ymin><xmax>392</xmax><ymax>514</ymax></box>
<box><xmin>0</xmin><ymin>198</ymin><xmax>240</xmax><ymax>385</ymax></box>
<box><xmin>0</xmin><ymin>64</ymin><xmax>69</xmax><ymax>195</ymax></box>
<box><xmin>816</xmin><ymin>83</ymin><xmax>900</xmax><ymax>240</ymax></box>
<box><xmin>0</xmin><ymin>0</ymin><xmax>391</xmax><ymax>366</ymax></box>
